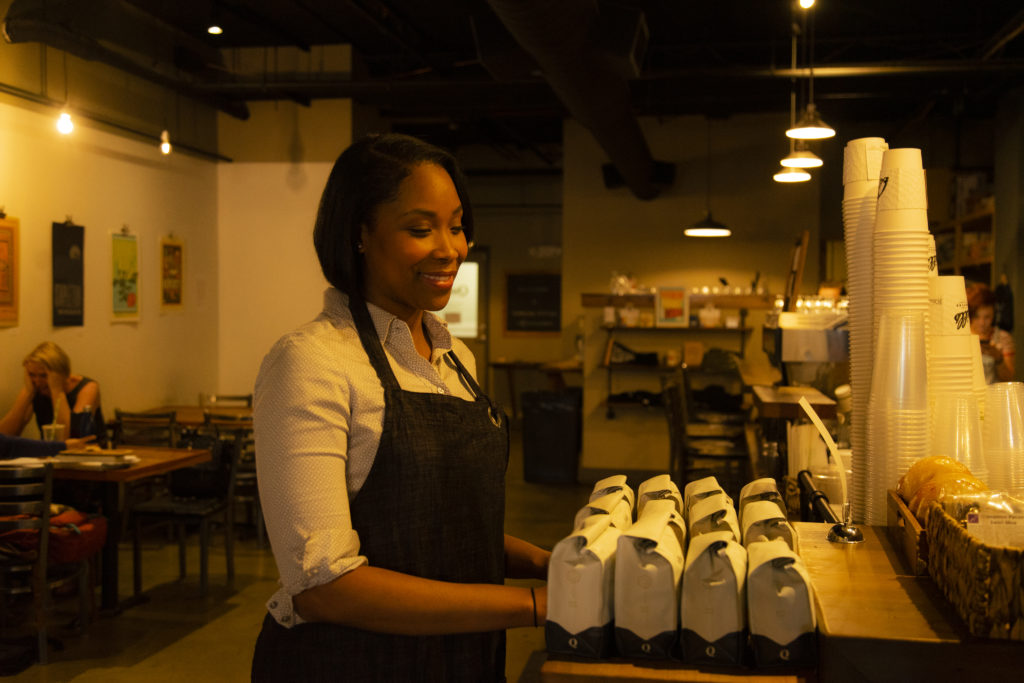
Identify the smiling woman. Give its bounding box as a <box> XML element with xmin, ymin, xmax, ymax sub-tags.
<box><xmin>252</xmin><ymin>134</ymin><xmax>550</xmax><ymax>682</ymax></box>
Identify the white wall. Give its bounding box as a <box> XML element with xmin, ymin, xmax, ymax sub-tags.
<box><xmin>216</xmin><ymin>161</ymin><xmax>332</xmax><ymax>393</ymax></box>
<box><xmin>0</xmin><ymin>99</ymin><xmax>219</xmax><ymax>435</ymax></box>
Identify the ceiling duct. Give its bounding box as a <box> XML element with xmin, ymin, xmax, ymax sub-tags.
<box><xmin>3</xmin><ymin>0</ymin><xmax>250</xmax><ymax>119</ymax></box>
<box><xmin>486</xmin><ymin>0</ymin><xmax>672</xmax><ymax>199</ymax></box>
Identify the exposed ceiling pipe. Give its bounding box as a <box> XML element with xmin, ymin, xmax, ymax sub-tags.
<box><xmin>486</xmin><ymin>0</ymin><xmax>667</xmax><ymax>200</ymax></box>
<box><xmin>2</xmin><ymin>0</ymin><xmax>250</xmax><ymax>119</ymax></box>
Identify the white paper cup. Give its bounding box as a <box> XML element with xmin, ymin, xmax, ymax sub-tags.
<box><xmin>874</xmin><ymin>207</ymin><xmax>929</xmax><ymax>231</ymax></box>
<box><xmin>879</xmin><ymin>147</ymin><xmax>923</xmax><ymax>175</ymax></box>
<box><xmin>843</xmin><ymin>137</ymin><xmax>888</xmax><ymax>184</ymax></box>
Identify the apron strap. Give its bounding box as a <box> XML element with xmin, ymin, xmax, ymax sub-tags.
<box><xmin>348</xmin><ymin>294</ymin><xmax>402</xmax><ymax>393</ymax></box>
<box><xmin>446</xmin><ymin>351</ymin><xmax>504</xmax><ymax>429</ymax></box>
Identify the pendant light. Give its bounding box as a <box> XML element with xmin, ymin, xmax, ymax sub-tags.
<box><xmin>786</xmin><ymin>3</ymin><xmax>835</xmax><ymax>140</ymax></box>
<box><xmin>781</xmin><ymin>140</ymin><xmax>822</xmax><ymax>168</ymax></box>
<box><xmin>775</xmin><ymin>31</ymin><xmax>813</xmax><ymax>183</ymax></box>
<box><xmin>160</xmin><ymin>129</ymin><xmax>172</xmax><ymax>154</ymax></box>
<box><xmin>686</xmin><ymin>117</ymin><xmax>731</xmax><ymax>238</ymax></box>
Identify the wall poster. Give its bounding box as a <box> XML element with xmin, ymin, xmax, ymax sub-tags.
<box><xmin>655</xmin><ymin>286</ymin><xmax>690</xmax><ymax>327</ymax></box>
<box><xmin>160</xmin><ymin>237</ymin><xmax>183</xmax><ymax>309</ymax></box>
<box><xmin>0</xmin><ymin>216</ymin><xmax>18</xmax><ymax>327</ymax></box>
<box><xmin>52</xmin><ymin>221</ymin><xmax>84</xmax><ymax>326</ymax></box>
<box><xmin>112</xmin><ymin>233</ymin><xmax>139</xmax><ymax>321</ymax></box>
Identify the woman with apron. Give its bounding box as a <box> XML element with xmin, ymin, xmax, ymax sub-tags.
<box><xmin>252</xmin><ymin>134</ymin><xmax>550</xmax><ymax>681</ymax></box>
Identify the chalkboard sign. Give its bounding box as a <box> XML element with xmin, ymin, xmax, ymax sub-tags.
<box><xmin>506</xmin><ymin>272</ymin><xmax>560</xmax><ymax>334</ymax></box>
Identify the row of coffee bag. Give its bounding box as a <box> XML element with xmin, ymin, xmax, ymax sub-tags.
<box><xmin>546</xmin><ymin>474</ymin><xmax>816</xmax><ymax>668</ymax></box>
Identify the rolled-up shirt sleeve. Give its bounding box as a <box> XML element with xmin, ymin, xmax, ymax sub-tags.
<box><xmin>255</xmin><ymin>333</ymin><xmax>369</xmax><ymax>627</ymax></box>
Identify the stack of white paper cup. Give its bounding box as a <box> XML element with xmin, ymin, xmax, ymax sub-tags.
<box><xmin>863</xmin><ymin>148</ymin><xmax>931</xmax><ymax>522</ymax></box>
<box><xmin>983</xmin><ymin>382</ymin><xmax>1024</xmax><ymax>491</ymax></box>
<box><xmin>842</xmin><ymin>136</ymin><xmax>888</xmax><ymax>523</ymax></box>
<box><xmin>926</xmin><ymin>276</ymin><xmax>972</xmax><ymax>453</ymax></box>
<box><xmin>865</xmin><ymin>311</ymin><xmax>929</xmax><ymax>524</ymax></box>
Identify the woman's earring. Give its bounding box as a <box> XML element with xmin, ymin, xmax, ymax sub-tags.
<box><xmin>356</xmin><ymin>242</ymin><xmax>365</xmax><ymax>253</ymax></box>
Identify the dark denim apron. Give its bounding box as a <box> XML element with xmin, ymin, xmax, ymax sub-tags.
<box><xmin>253</xmin><ymin>297</ymin><xmax>509</xmax><ymax>682</ymax></box>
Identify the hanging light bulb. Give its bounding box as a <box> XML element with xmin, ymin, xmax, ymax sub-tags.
<box><xmin>207</xmin><ymin>23</ymin><xmax>223</xmax><ymax>35</ymax></box>
<box><xmin>781</xmin><ymin>140</ymin><xmax>823</xmax><ymax>168</ymax></box>
<box><xmin>686</xmin><ymin>117</ymin><xmax>731</xmax><ymax>238</ymax></box>
<box><xmin>56</xmin><ymin>111</ymin><xmax>74</xmax><ymax>135</ymax></box>
<box><xmin>799</xmin><ymin>0</ymin><xmax>816</xmax><ymax>8</ymax></box>
<box><xmin>160</xmin><ymin>129</ymin><xmax>172</xmax><ymax>154</ymax></box>
<box><xmin>773</xmin><ymin>166</ymin><xmax>812</xmax><ymax>183</ymax></box>
<box><xmin>786</xmin><ymin>103</ymin><xmax>835</xmax><ymax>139</ymax></box>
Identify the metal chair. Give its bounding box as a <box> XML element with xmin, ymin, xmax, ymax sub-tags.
<box><xmin>131</xmin><ymin>433</ymin><xmax>236</xmax><ymax>598</ymax></box>
<box><xmin>110</xmin><ymin>410</ymin><xmax>180</xmax><ymax>448</ymax></box>
<box><xmin>0</xmin><ymin>464</ymin><xmax>93</xmax><ymax>664</ymax></box>
<box><xmin>203</xmin><ymin>412</ymin><xmax>263</xmax><ymax>546</ymax></box>
<box><xmin>661</xmin><ymin>368</ymin><xmax>750</xmax><ymax>500</ymax></box>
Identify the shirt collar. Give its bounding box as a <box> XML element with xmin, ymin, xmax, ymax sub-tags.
<box><xmin>322</xmin><ymin>287</ymin><xmax>454</xmax><ymax>356</ymax></box>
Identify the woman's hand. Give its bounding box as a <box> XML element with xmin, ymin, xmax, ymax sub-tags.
<box><xmin>980</xmin><ymin>341</ymin><xmax>1004</xmax><ymax>365</ymax></box>
<box><xmin>22</xmin><ymin>368</ymin><xmax>35</xmax><ymax>397</ymax></box>
<box><xmin>64</xmin><ymin>435</ymin><xmax>97</xmax><ymax>450</ymax></box>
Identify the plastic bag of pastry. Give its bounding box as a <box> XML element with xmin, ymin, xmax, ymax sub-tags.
<box><xmin>636</xmin><ymin>474</ymin><xmax>682</xmax><ymax>517</ymax></box>
<box><xmin>942</xmin><ymin>492</ymin><xmax>1024</xmax><ymax>547</ymax></box>
<box><xmin>547</xmin><ymin>514</ymin><xmax>622</xmax><ymax>658</ymax></box>
<box><xmin>908</xmin><ymin>471</ymin><xmax>987</xmax><ymax>524</ymax></box>
<box><xmin>897</xmin><ymin>455</ymin><xmax>970</xmax><ymax>503</ymax></box>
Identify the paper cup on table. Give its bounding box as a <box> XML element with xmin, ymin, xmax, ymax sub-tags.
<box><xmin>42</xmin><ymin>424</ymin><xmax>64</xmax><ymax>441</ymax></box>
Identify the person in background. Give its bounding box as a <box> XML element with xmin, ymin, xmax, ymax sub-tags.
<box><xmin>968</xmin><ymin>283</ymin><xmax>1016</xmax><ymax>383</ymax></box>
<box><xmin>251</xmin><ymin>133</ymin><xmax>549</xmax><ymax>682</ymax></box>
<box><xmin>0</xmin><ymin>433</ymin><xmax>96</xmax><ymax>460</ymax></box>
<box><xmin>0</xmin><ymin>342</ymin><xmax>107</xmax><ymax>443</ymax></box>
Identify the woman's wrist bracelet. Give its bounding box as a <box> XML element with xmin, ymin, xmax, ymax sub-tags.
<box><xmin>530</xmin><ymin>587</ymin><xmax>537</xmax><ymax>627</ymax></box>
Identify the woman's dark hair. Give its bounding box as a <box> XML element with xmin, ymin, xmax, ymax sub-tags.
<box><xmin>313</xmin><ymin>133</ymin><xmax>474</xmax><ymax>295</ymax></box>
<box><xmin>967</xmin><ymin>283</ymin><xmax>996</xmax><ymax>320</ymax></box>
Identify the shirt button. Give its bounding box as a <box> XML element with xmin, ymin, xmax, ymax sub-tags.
<box><xmin>282</xmin><ymin>615</ymin><xmax>291</xmax><ymax>623</ymax></box>
<box><xmin>437</xmin><ymin>386</ymin><xmax>446</xmax><ymax>394</ymax></box>
<box><xmin>269</xmin><ymin>601</ymin><xmax>278</xmax><ymax>609</ymax></box>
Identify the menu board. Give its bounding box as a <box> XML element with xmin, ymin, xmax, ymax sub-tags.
<box><xmin>506</xmin><ymin>272</ymin><xmax>560</xmax><ymax>333</ymax></box>
<box><xmin>52</xmin><ymin>221</ymin><xmax>84</xmax><ymax>326</ymax></box>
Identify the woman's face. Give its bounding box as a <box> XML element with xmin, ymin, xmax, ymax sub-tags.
<box><xmin>25</xmin><ymin>361</ymin><xmax>50</xmax><ymax>395</ymax></box>
<box><xmin>971</xmin><ymin>305</ymin><xmax>995</xmax><ymax>337</ymax></box>
<box><xmin>360</xmin><ymin>163</ymin><xmax>468</xmax><ymax>320</ymax></box>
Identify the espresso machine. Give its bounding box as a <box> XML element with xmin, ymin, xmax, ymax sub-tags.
<box><xmin>762</xmin><ymin>300</ymin><xmax>850</xmax><ymax>395</ymax></box>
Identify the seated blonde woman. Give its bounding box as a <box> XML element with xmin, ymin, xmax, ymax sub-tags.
<box><xmin>0</xmin><ymin>342</ymin><xmax>107</xmax><ymax>442</ymax></box>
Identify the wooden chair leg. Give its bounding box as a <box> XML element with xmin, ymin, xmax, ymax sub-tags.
<box><xmin>199</xmin><ymin>519</ymin><xmax>210</xmax><ymax>596</ymax></box>
<box><xmin>133</xmin><ymin>516</ymin><xmax>144</xmax><ymax>597</ymax></box>
<box><xmin>178</xmin><ymin>523</ymin><xmax>187</xmax><ymax>580</ymax></box>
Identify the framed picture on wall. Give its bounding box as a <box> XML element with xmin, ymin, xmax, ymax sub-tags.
<box><xmin>655</xmin><ymin>286</ymin><xmax>689</xmax><ymax>327</ymax></box>
<box><xmin>112</xmin><ymin>232</ymin><xmax>139</xmax><ymax>322</ymax></box>
<box><xmin>161</xmin><ymin>237</ymin><xmax>183</xmax><ymax>309</ymax></box>
<box><xmin>0</xmin><ymin>216</ymin><xmax>18</xmax><ymax>327</ymax></box>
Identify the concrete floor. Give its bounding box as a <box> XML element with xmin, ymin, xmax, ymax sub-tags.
<box><xmin>5</xmin><ymin>425</ymin><xmax>592</xmax><ymax>682</ymax></box>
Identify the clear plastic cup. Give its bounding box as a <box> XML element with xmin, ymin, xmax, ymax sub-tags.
<box><xmin>42</xmin><ymin>424</ymin><xmax>64</xmax><ymax>442</ymax></box>
<box><xmin>931</xmin><ymin>394</ymin><xmax>988</xmax><ymax>482</ymax></box>
<box><xmin>870</xmin><ymin>311</ymin><xmax>927</xmax><ymax>410</ymax></box>
<box><xmin>983</xmin><ymin>382</ymin><xmax>1024</xmax><ymax>490</ymax></box>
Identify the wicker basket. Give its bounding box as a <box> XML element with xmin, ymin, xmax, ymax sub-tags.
<box><xmin>925</xmin><ymin>501</ymin><xmax>1024</xmax><ymax>640</ymax></box>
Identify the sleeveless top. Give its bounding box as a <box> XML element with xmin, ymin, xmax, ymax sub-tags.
<box><xmin>32</xmin><ymin>376</ymin><xmax>107</xmax><ymax>442</ymax></box>
<box><xmin>252</xmin><ymin>296</ymin><xmax>510</xmax><ymax>682</ymax></box>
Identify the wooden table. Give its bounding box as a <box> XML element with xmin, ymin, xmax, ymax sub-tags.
<box><xmin>54</xmin><ymin>446</ymin><xmax>212</xmax><ymax>612</ymax></box>
<box><xmin>793</xmin><ymin>521</ymin><xmax>1023</xmax><ymax>681</ymax></box>
<box><xmin>539</xmin><ymin>524</ymin><xmax>1024</xmax><ymax>681</ymax></box>
<box><xmin>142</xmin><ymin>405</ymin><xmax>252</xmax><ymax>428</ymax></box>
<box><xmin>490</xmin><ymin>360</ymin><xmax>582</xmax><ymax>419</ymax></box>
<box><xmin>751</xmin><ymin>385</ymin><xmax>836</xmax><ymax>420</ymax></box>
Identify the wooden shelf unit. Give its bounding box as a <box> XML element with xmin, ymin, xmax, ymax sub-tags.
<box><xmin>933</xmin><ymin>202</ymin><xmax>995</xmax><ymax>286</ymax></box>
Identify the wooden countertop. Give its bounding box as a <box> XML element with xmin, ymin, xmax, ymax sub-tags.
<box><xmin>752</xmin><ymin>385</ymin><xmax>836</xmax><ymax>419</ymax></box>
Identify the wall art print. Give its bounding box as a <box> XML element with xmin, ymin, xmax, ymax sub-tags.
<box><xmin>112</xmin><ymin>232</ymin><xmax>139</xmax><ymax>321</ymax></box>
